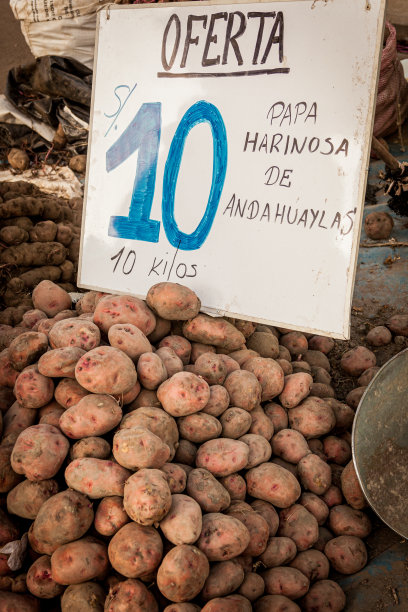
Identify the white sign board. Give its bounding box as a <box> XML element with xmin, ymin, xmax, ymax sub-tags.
<box><xmin>79</xmin><ymin>0</ymin><xmax>385</xmax><ymax>339</ymax></box>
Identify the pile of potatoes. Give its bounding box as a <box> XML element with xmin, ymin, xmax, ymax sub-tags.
<box><xmin>0</xmin><ymin>280</ymin><xmax>405</xmax><ymax>612</ymax></box>
<box><xmin>0</xmin><ymin>181</ymin><xmax>82</xmax><ymax>325</ymax></box>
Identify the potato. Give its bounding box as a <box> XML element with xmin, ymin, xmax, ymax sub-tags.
<box><xmin>340</xmin><ymin>460</ymin><xmax>366</xmax><ymax>509</ymax></box>
<box><xmin>345</xmin><ymin>386</ymin><xmax>366</xmax><ymax>410</ymax></box>
<box><xmin>146</xmin><ymin>282</ymin><xmax>201</xmax><ymax>320</ymax></box>
<box><xmin>94</xmin><ymin>496</ymin><xmax>130</xmax><ymax>537</ymax></box>
<box><xmin>324</xmin><ymin>398</ymin><xmax>354</xmax><ymax>432</ymax></box>
<box><xmin>301</xmin><ymin>579</ymin><xmax>346</xmax><ymax>612</ymax></box>
<box><xmin>264</xmin><ymin>402</ymin><xmax>288</xmax><ymax>432</ymax></box>
<box><xmin>156</xmin><ymin>346</ymin><xmax>184</xmax><ymax>378</ymax></box>
<box><xmin>246</xmin><ymin>331</ymin><xmax>279</xmax><ymax>359</ymax></box>
<box><xmin>75</xmin><ymin>346</ymin><xmax>137</xmax><ymax>395</ymax></box>
<box><xmin>262</xmin><ymin>566</ymin><xmax>309</xmax><ymax>599</ymax></box>
<box><xmin>160</xmin><ymin>494</ymin><xmax>202</xmax><ymax>545</ymax></box>
<box><xmin>70</xmin><ymin>437</ymin><xmax>111</xmax><ymax>460</ymax></box>
<box><xmin>11</xmin><ymin>424</ymin><xmax>69</xmax><ymax>481</ymax></box>
<box><xmin>194</xmin><ymin>353</ymin><xmax>227</xmax><ymax>385</ymax></box>
<box><xmin>279</xmin><ymin>373</ymin><xmax>313</xmax><ymax>409</ymax></box>
<box><xmin>299</xmin><ymin>493</ymin><xmax>329</xmax><ymax>526</ymax></box>
<box><xmin>54</xmin><ymin>377</ymin><xmax>89</xmax><ymax>408</ymax></box>
<box><xmin>0</xmin><ymin>592</ymin><xmax>40</xmax><ymax>611</ymax></box>
<box><xmin>61</xmin><ymin>582</ymin><xmax>106</xmax><ymax>612</ymax></box>
<box><xmin>321</xmin><ymin>484</ymin><xmax>343</xmax><ymax>508</ymax></box>
<box><xmin>38</xmin><ymin>347</ymin><xmax>85</xmax><ymax>378</ymax></box>
<box><xmin>223</xmin><ymin>370</ymin><xmax>262</xmax><ymax>411</ymax></box>
<box><xmin>297</xmin><ymin>454</ymin><xmax>332</xmax><ymax>495</ymax></box>
<box><xmin>3</xmin><ymin>401</ymin><xmax>36</xmax><ymax>438</ymax></box>
<box><xmin>7</xmin><ymin>479</ymin><xmax>58</xmax><ymax>519</ymax></box>
<box><xmin>288</xmin><ymin>397</ymin><xmax>336</xmax><ymax>439</ymax></box>
<box><xmin>242</xmin><ymin>357</ymin><xmax>284</xmax><ymax>401</ymax></box>
<box><xmin>323</xmin><ymin>436</ymin><xmax>351</xmax><ymax>465</ymax></box>
<box><xmin>32</xmin><ymin>281</ymin><xmax>71</xmax><ymax>317</ymax></box>
<box><xmin>303</xmin><ymin>350</ymin><xmax>330</xmax><ymax>372</ymax></box>
<box><xmin>254</xmin><ymin>594</ymin><xmax>301</xmax><ymax>612</ymax></box>
<box><xmin>60</xmin><ymin>394</ymin><xmax>122</xmax><ymax>439</ymax></box>
<box><xmin>340</xmin><ymin>345</ymin><xmax>376</xmax><ymax>377</ymax></box>
<box><xmin>108</xmin><ymin>522</ymin><xmax>163</xmax><ymax>578</ymax></box>
<box><xmin>228</xmin><ymin>348</ymin><xmax>259</xmax><ymax>366</ymax></box>
<box><xmin>324</xmin><ymin>535</ymin><xmax>367</xmax><ymax>574</ymax></box>
<box><xmin>328</xmin><ymin>505</ymin><xmax>371</xmax><ymax>538</ymax></box>
<box><xmin>239</xmin><ymin>433</ymin><xmax>272</xmax><ymax>468</ymax></box>
<box><xmin>127</xmin><ymin>387</ymin><xmax>160</xmax><ymax>410</ymax></box>
<box><xmin>220</xmin><ymin>407</ymin><xmax>252</xmax><ymax>439</ymax></box>
<box><xmin>113</xmin><ymin>426</ymin><xmax>170</xmax><ymax>470</ymax></box>
<box><xmin>259</xmin><ymin>537</ymin><xmax>297</xmax><ymax>568</ymax></box>
<box><xmin>161</xmin><ymin>463</ymin><xmax>187</xmax><ymax>493</ymax></box>
<box><xmin>250</xmin><ymin>500</ymin><xmax>279</xmax><ymax>536</ymax></box>
<box><xmin>197</xmin><ymin>513</ymin><xmax>250</xmax><ymax>561</ymax></box>
<box><xmin>124</xmin><ymin>468</ymin><xmax>171</xmax><ymax>526</ymax></box>
<box><xmin>104</xmin><ymin>579</ymin><xmax>158</xmax><ymax>612</ymax></box>
<box><xmin>186</xmin><ymin>468</ymin><xmax>230</xmax><ymax>512</ymax></box>
<box><xmin>312</xmin><ymin>366</ymin><xmax>332</xmax><ymax>385</ymax></box>
<box><xmin>164</xmin><ymin>606</ymin><xmax>201</xmax><ymax>612</ymax></box>
<box><xmin>248</xmin><ymin>405</ymin><xmax>274</xmax><ymax>440</ymax></box>
<box><xmin>201</xmin><ymin>596</ymin><xmax>251</xmax><ymax>612</ymax></box>
<box><xmin>157</xmin><ymin>544</ymin><xmax>210</xmax><ymax>602</ymax></box>
<box><xmin>219</xmin><ymin>353</ymin><xmax>241</xmax><ymax>375</ymax></box>
<box><xmin>196</xmin><ymin>438</ymin><xmax>249</xmax><ymax>476</ymax></box>
<box><xmin>178</xmin><ymin>412</ymin><xmax>222</xmax><ymax>443</ymax></box>
<box><xmin>120</xmin><ymin>406</ymin><xmax>178</xmax><ymax>460</ymax></box>
<box><xmin>278</xmin><ymin>505</ymin><xmax>319</xmax><ymax>551</ymax></box>
<box><xmin>26</xmin><ymin>555</ymin><xmax>64</xmax><ymax>599</ymax></box>
<box><xmin>48</xmin><ymin>318</ymin><xmax>100</xmax><ymax>351</ymax></box>
<box><xmin>191</xmin><ymin>342</ymin><xmax>216</xmax><ymax>362</ymax></box>
<box><xmin>239</xmin><ymin>572</ymin><xmax>265</xmax><ymax>601</ymax></box>
<box><xmin>0</xmin><ymin>442</ymin><xmax>23</xmax><ymax>493</ymax></box>
<box><xmin>202</xmin><ymin>560</ymin><xmax>244</xmax><ymax>600</ymax></box>
<box><xmin>272</xmin><ymin>429</ymin><xmax>310</xmax><ymax>464</ymax></box>
<box><xmin>108</xmin><ymin>323</ymin><xmax>152</xmax><ymax>360</ymax></box>
<box><xmin>289</xmin><ymin>549</ymin><xmax>329</xmax><ymax>582</ymax></box>
<box><xmin>313</xmin><ymin>526</ymin><xmax>334</xmax><ymax>552</ymax></box>
<box><xmin>0</xmin><ymin>386</ymin><xmax>15</xmax><ymax>412</ymax></box>
<box><xmin>65</xmin><ymin>458</ymin><xmax>131</xmax><ymax>498</ymax></box>
<box><xmin>137</xmin><ymin>352</ymin><xmax>167</xmax><ymax>390</ymax></box>
<box><xmin>14</xmin><ymin>366</ymin><xmax>54</xmax><ymax>409</ymax></box>
<box><xmin>219</xmin><ymin>473</ymin><xmax>246</xmax><ymax>500</ymax></box>
<box><xmin>174</xmin><ymin>439</ymin><xmax>197</xmax><ymax>465</ymax></box>
<box><xmin>280</xmin><ymin>332</ymin><xmax>308</xmax><ymax>357</ymax></box>
<box><xmin>246</xmin><ymin>463</ymin><xmax>301</xmax><ymax>508</ymax></box>
<box><xmin>8</xmin><ymin>332</ymin><xmax>48</xmax><ymax>371</ymax></box>
<box><xmin>117</xmin><ymin>379</ymin><xmax>141</xmax><ymax>405</ymax></box>
<box><xmin>159</xmin><ymin>335</ymin><xmax>192</xmax><ymax>364</ymax></box>
<box><xmin>51</xmin><ymin>537</ymin><xmax>108</xmax><ymax>585</ymax></box>
<box><xmin>183</xmin><ymin>314</ymin><xmax>245</xmax><ymax>351</ymax></box>
<box><xmin>93</xmin><ymin>294</ymin><xmax>156</xmax><ymax>335</ymax></box>
<box><xmin>227</xmin><ymin>506</ymin><xmax>269</xmax><ymax>556</ymax></box>
<box><xmin>157</xmin><ymin>372</ymin><xmax>210</xmax><ymax>417</ymax></box>
<box><xmin>29</xmin><ymin>490</ymin><xmax>94</xmax><ymax>555</ymax></box>
<box><xmin>387</xmin><ymin>313</ymin><xmax>408</xmax><ymax>336</ymax></box>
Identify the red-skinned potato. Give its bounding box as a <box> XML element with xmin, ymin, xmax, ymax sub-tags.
<box><xmin>239</xmin><ymin>572</ymin><xmax>265</xmax><ymax>601</ymax></box>
<box><xmin>146</xmin><ymin>282</ymin><xmax>201</xmax><ymax>320</ymax></box>
<box><xmin>272</xmin><ymin>429</ymin><xmax>310</xmax><ymax>464</ymax></box>
<box><xmin>264</xmin><ymin>403</ymin><xmax>288</xmax><ymax>432</ymax></box>
<box><xmin>202</xmin><ymin>385</ymin><xmax>229</xmax><ymax>416</ymax></box>
<box><xmin>38</xmin><ymin>347</ymin><xmax>86</xmax><ymax>379</ymax></box>
<box><xmin>120</xmin><ymin>406</ymin><xmax>178</xmax><ymax>460</ymax></box>
<box><xmin>124</xmin><ymin>468</ymin><xmax>171</xmax><ymax>526</ymax></box>
<box><xmin>228</xmin><ymin>349</ymin><xmax>259</xmax><ymax>366</ymax></box>
<box><xmin>51</xmin><ymin>537</ymin><xmax>108</xmax><ymax>585</ymax></box>
<box><xmin>26</xmin><ymin>555</ymin><xmax>64</xmax><ymax>599</ymax></box>
<box><xmin>75</xmin><ymin>346</ymin><xmax>137</xmax><ymax>395</ymax></box>
<box><xmin>70</xmin><ymin>436</ymin><xmax>111</xmax><ymax>460</ymax></box>
<box><xmin>288</xmin><ymin>397</ymin><xmax>336</xmax><ymax>439</ymax></box>
<box><xmin>262</xmin><ymin>566</ymin><xmax>310</xmax><ymax>599</ymax></box>
<box><xmin>104</xmin><ymin>578</ymin><xmax>158</xmax><ymax>612</ymax></box>
<box><xmin>341</xmin><ymin>460</ymin><xmax>366</xmax><ymax>509</ymax></box>
<box><xmin>259</xmin><ymin>537</ymin><xmax>297</xmax><ymax>568</ymax></box>
<box><xmin>219</xmin><ymin>473</ymin><xmax>246</xmax><ymax>501</ymax></box>
<box><xmin>7</xmin><ymin>479</ymin><xmax>58</xmax><ymax>519</ymax></box>
<box><xmin>246</xmin><ymin>462</ymin><xmax>301</xmax><ymax>508</ymax></box>
<box><xmin>0</xmin><ymin>349</ymin><xmax>21</xmax><ymax>388</ymax></box>
<box><xmin>251</xmin><ymin>500</ymin><xmax>279</xmax><ymax>536</ymax></box>
<box><xmin>14</xmin><ymin>366</ymin><xmax>54</xmax><ymax>409</ymax></box>
<box><xmin>113</xmin><ymin>426</ymin><xmax>170</xmax><ymax>470</ymax></box>
<box><xmin>255</xmin><ymin>594</ymin><xmax>301</xmax><ymax>612</ymax></box>
<box><xmin>182</xmin><ymin>314</ymin><xmax>245</xmax><ymax>351</ymax></box>
<box><xmin>157</xmin><ymin>372</ymin><xmax>210</xmax><ymax>417</ymax></box>
<box><xmin>246</xmin><ymin>331</ymin><xmax>279</xmax><ymax>359</ymax></box>
<box><xmin>197</xmin><ymin>513</ymin><xmax>250</xmax><ymax>561</ymax></box>
<box><xmin>157</xmin><ymin>544</ymin><xmax>210</xmax><ymax>602</ymax></box>
<box><xmin>3</xmin><ymin>401</ymin><xmax>36</xmax><ymax>438</ymax></box>
<box><xmin>108</xmin><ymin>521</ymin><xmax>163</xmax><ymax>578</ymax></box>
<box><xmin>299</xmin><ymin>492</ymin><xmax>329</xmax><ymax>526</ymax></box>
<box><xmin>94</xmin><ymin>496</ymin><xmax>130</xmax><ymax>536</ymax></box>
<box><xmin>220</xmin><ymin>407</ymin><xmax>252</xmax><ymax>439</ymax></box>
<box><xmin>223</xmin><ymin>370</ymin><xmax>262</xmax><ymax>411</ymax></box>
<box><xmin>137</xmin><ymin>352</ymin><xmax>167</xmax><ymax>390</ymax></box>
<box><xmin>93</xmin><ymin>294</ymin><xmax>156</xmax><ymax>335</ymax></box>
<box><xmin>194</xmin><ymin>352</ymin><xmax>228</xmax><ymax>385</ymax></box>
<box><xmin>8</xmin><ymin>332</ymin><xmax>48</xmax><ymax>371</ymax></box>
<box><xmin>65</xmin><ymin>458</ymin><xmax>131</xmax><ymax>499</ymax></box>
<box><xmin>191</xmin><ymin>342</ymin><xmax>216</xmax><ymax>362</ymax></box>
<box><xmin>54</xmin><ymin>377</ymin><xmax>89</xmax><ymax>408</ymax></box>
<box><xmin>61</xmin><ymin>582</ymin><xmax>106</xmax><ymax>612</ymax></box>
<box><xmin>201</xmin><ymin>559</ymin><xmax>245</xmax><ymax>600</ymax></box>
<box><xmin>0</xmin><ymin>592</ymin><xmax>40</xmax><ymax>611</ymax></box>
<box><xmin>60</xmin><ymin>394</ymin><xmax>122</xmax><ymax>439</ymax></box>
<box><xmin>239</xmin><ymin>433</ymin><xmax>272</xmax><ymax>468</ymax></box>
<box><xmin>328</xmin><ymin>505</ymin><xmax>372</xmax><ymax>538</ymax></box>
<box><xmin>159</xmin><ymin>335</ymin><xmax>192</xmax><ymax>364</ymax></box>
<box><xmin>289</xmin><ymin>549</ymin><xmax>330</xmax><ymax>582</ymax></box>
<box><xmin>297</xmin><ymin>453</ymin><xmax>332</xmax><ymax>495</ymax></box>
<box><xmin>11</xmin><ymin>424</ymin><xmax>69</xmax><ymax>481</ymax></box>
<box><xmin>48</xmin><ymin>318</ymin><xmax>100</xmax><ymax>351</ymax></box>
<box><xmin>323</xmin><ymin>436</ymin><xmax>351</xmax><ymax>465</ymax></box>
<box><xmin>324</xmin><ymin>535</ymin><xmax>367</xmax><ymax>574</ymax></box>
<box><xmin>164</xmin><ymin>606</ymin><xmax>201</xmax><ymax>612</ymax></box>
<box><xmin>156</xmin><ymin>346</ymin><xmax>184</xmax><ymax>377</ymax></box>
<box><xmin>161</xmin><ymin>463</ymin><xmax>187</xmax><ymax>493</ymax></box>
<box><xmin>178</xmin><ymin>412</ymin><xmax>222</xmax><ymax>443</ymax></box>
<box><xmin>278</xmin><ymin>505</ymin><xmax>319</xmax><ymax>551</ymax></box>
<box><xmin>196</xmin><ymin>438</ymin><xmax>249</xmax><ymax>476</ymax></box>
<box><xmin>226</xmin><ymin>505</ymin><xmax>270</xmax><ymax>556</ymax></box>
<box><xmin>108</xmin><ymin>322</ymin><xmax>152</xmax><ymax>360</ymax></box>
<box><xmin>279</xmin><ymin>373</ymin><xmax>313</xmax><ymax>409</ymax></box>
<box><xmin>160</xmin><ymin>494</ymin><xmax>202</xmax><ymax>545</ymax></box>
<box><xmin>242</xmin><ymin>357</ymin><xmax>285</xmax><ymax>401</ymax></box>
<box><xmin>174</xmin><ymin>439</ymin><xmax>197</xmax><ymax>465</ymax></box>
<box><xmin>32</xmin><ymin>280</ymin><xmax>71</xmax><ymax>317</ymax></box>
<box><xmin>187</xmin><ymin>468</ymin><xmax>231</xmax><ymax>512</ymax></box>
<box><xmin>280</xmin><ymin>332</ymin><xmax>308</xmax><ymax>357</ymax></box>
<box><xmin>249</xmin><ymin>405</ymin><xmax>274</xmax><ymax>440</ymax></box>
<box><xmin>301</xmin><ymin>579</ymin><xmax>346</xmax><ymax>612</ymax></box>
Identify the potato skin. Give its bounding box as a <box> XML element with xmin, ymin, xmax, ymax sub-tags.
<box><xmin>61</xmin><ymin>582</ymin><xmax>106</xmax><ymax>612</ymax></box>
<box><xmin>123</xmin><ymin>468</ymin><xmax>171</xmax><ymax>526</ymax></box>
<box><xmin>51</xmin><ymin>537</ymin><xmax>108</xmax><ymax>585</ymax></box>
<box><xmin>0</xmin><ymin>592</ymin><xmax>40</xmax><ymax>611</ymax></box>
<box><xmin>328</xmin><ymin>505</ymin><xmax>371</xmax><ymax>538</ymax></box>
<box><xmin>278</xmin><ymin>505</ymin><xmax>319</xmax><ymax>551</ymax></box>
<box><xmin>178</xmin><ymin>412</ymin><xmax>222</xmax><ymax>443</ymax></box>
<box><xmin>289</xmin><ymin>549</ymin><xmax>330</xmax><ymax>582</ymax></box>
<box><xmin>340</xmin><ymin>460</ymin><xmax>366</xmax><ymax>509</ymax></box>
<box><xmin>156</xmin><ymin>346</ymin><xmax>184</xmax><ymax>377</ymax></box>
<box><xmin>299</xmin><ymin>492</ymin><xmax>329</xmax><ymax>526</ymax></box>
<box><xmin>272</xmin><ymin>429</ymin><xmax>311</xmax><ymax>465</ymax></box>
<box><xmin>7</xmin><ymin>478</ymin><xmax>58</xmax><ymax>519</ymax></box>
<box><xmin>113</xmin><ymin>426</ymin><xmax>170</xmax><ymax>470</ymax></box>
<box><xmin>324</xmin><ymin>535</ymin><xmax>367</xmax><ymax>574</ymax></box>
<box><xmin>104</xmin><ymin>578</ymin><xmax>158</xmax><ymax>612</ymax></box>
<box><xmin>196</xmin><ymin>438</ymin><xmax>249</xmax><ymax>477</ymax></box>
<box><xmin>137</xmin><ymin>352</ymin><xmax>167</xmax><ymax>390</ymax></box>
<box><xmin>14</xmin><ymin>366</ymin><xmax>54</xmax><ymax>409</ymax></box>
<box><xmin>29</xmin><ymin>489</ymin><xmax>94</xmax><ymax>555</ymax></box>
<box><xmin>75</xmin><ymin>346</ymin><xmax>137</xmax><ymax>395</ymax></box>
<box><xmin>197</xmin><ymin>513</ymin><xmax>250</xmax><ymax>561</ymax></box>
<box><xmin>157</xmin><ymin>371</ymin><xmax>210</xmax><ymax>418</ymax></box>
<box><xmin>120</xmin><ymin>406</ymin><xmax>178</xmax><ymax>460</ymax></box>
<box><xmin>48</xmin><ymin>318</ymin><xmax>100</xmax><ymax>351</ymax></box>
<box><xmin>32</xmin><ymin>280</ymin><xmax>71</xmax><ymax>317</ymax></box>
<box><xmin>26</xmin><ymin>555</ymin><xmax>64</xmax><ymax>599</ymax></box>
<box><xmin>219</xmin><ymin>473</ymin><xmax>246</xmax><ymax>501</ymax></box>
<box><xmin>194</xmin><ymin>353</ymin><xmax>227</xmax><ymax>385</ymax></box>
<box><xmin>94</xmin><ymin>496</ymin><xmax>130</xmax><ymax>536</ymax></box>
<box><xmin>202</xmin><ymin>560</ymin><xmax>245</xmax><ymax>600</ymax></box>
<box><xmin>262</xmin><ymin>566</ymin><xmax>310</xmax><ymax>599</ymax></box>
<box><xmin>160</xmin><ymin>494</ymin><xmax>202</xmax><ymax>545</ymax></box>
<box><xmin>108</xmin><ymin>522</ymin><xmax>163</xmax><ymax>578</ymax></box>
<box><xmin>254</xmin><ymin>594</ymin><xmax>301</xmax><ymax>612</ymax></box>
<box><xmin>65</xmin><ymin>458</ymin><xmax>131</xmax><ymax>499</ymax></box>
<box><xmin>161</xmin><ymin>463</ymin><xmax>187</xmax><ymax>493</ymax></box>
<box><xmin>251</xmin><ymin>500</ymin><xmax>279</xmax><ymax>536</ymax></box>
<box><xmin>242</xmin><ymin>357</ymin><xmax>285</xmax><ymax>401</ymax></box>
<box><xmin>157</xmin><ymin>544</ymin><xmax>210</xmax><ymax>602</ymax></box>
<box><xmin>38</xmin><ymin>347</ymin><xmax>86</xmax><ymax>378</ymax></box>
<box><xmin>159</xmin><ymin>335</ymin><xmax>192</xmax><ymax>364</ymax></box>
<box><xmin>0</xmin><ymin>441</ymin><xmax>23</xmax><ymax>493</ymax></box>
<box><xmin>301</xmin><ymin>579</ymin><xmax>346</xmax><ymax>612</ymax></box>
<box><xmin>246</xmin><ymin>463</ymin><xmax>301</xmax><ymax>508</ymax></box>
<box><xmin>239</xmin><ymin>572</ymin><xmax>265</xmax><ymax>601</ymax></box>
<box><xmin>182</xmin><ymin>314</ymin><xmax>245</xmax><ymax>351</ymax></box>
<box><xmin>264</xmin><ymin>403</ymin><xmax>288</xmax><ymax>433</ymax></box>
<box><xmin>70</xmin><ymin>437</ymin><xmax>111</xmax><ymax>460</ymax></box>
<box><xmin>11</xmin><ymin>424</ymin><xmax>69</xmax><ymax>481</ymax></box>
<box><xmin>288</xmin><ymin>397</ymin><xmax>336</xmax><ymax>439</ymax></box>
<box><xmin>147</xmin><ymin>282</ymin><xmax>201</xmax><ymax>320</ymax></box>
<box><xmin>259</xmin><ymin>537</ymin><xmax>297</xmax><ymax>568</ymax></box>
<box><xmin>186</xmin><ymin>468</ymin><xmax>231</xmax><ymax>512</ymax></box>
<box><xmin>8</xmin><ymin>331</ymin><xmax>48</xmax><ymax>371</ymax></box>
<box><xmin>223</xmin><ymin>370</ymin><xmax>262</xmax><ymax>411</ymax></box>
<box><xmin>60</xmin><ymin>394</ymin><xmax>122</xmax><ymax>439</ymax></box>
<box><xmin>220</xmin><ymin>407</ymin><xmax>252</xmax><ymax>439</ymax></box>
<box><xmin>239</xmin><ymin>433</ymin><xmax>272</xmax><ymax>468</ymax></box>
<box><xmin>249</xmin><ymin>405</ymin><xmax>274</xmax><ymax>440</ymax></box>
<box><xmin>226</xmin><ymin>506</ymin><xmax>270</xmax><ymax>557</ymax></box>
<box><xmin>108</xmin><ymin>323</ymin><xmax>152</xmax><ymax>361</ymax></box>
<box><xmin>93</xmin><ymin>294</ymin><xmax>156</xmax><ymax>336</ymax></box>
<box><xmin>297</xmin><ymin>453</ymin><xmax>332</xmax><ymax>495</ymax></box>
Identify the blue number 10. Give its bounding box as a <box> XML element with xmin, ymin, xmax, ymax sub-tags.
<box><xmin>106</xmin><ymin>100</ymin><xmax>227</xmax><ymax>251</ymax></box>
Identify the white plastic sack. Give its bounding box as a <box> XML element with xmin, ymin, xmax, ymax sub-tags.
<box><xmin>0</xmin><ymin>94</ymin><xmax>55</xmax><ymax>142</ymax></box>
<box><xmin>0</xmin><ymin>165</ymin><xmax>83</xmax><ymax>199</ymax></box>
<box><xmin>10</xmin><ymin>0</ymin><xmax>107</xmax><ymax>22</ymax></box>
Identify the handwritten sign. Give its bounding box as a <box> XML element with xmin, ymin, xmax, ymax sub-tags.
<box><xmin>78</xmin><ymin>0</ymin><xmax>385</xmax><ymax>339</ymax></box>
